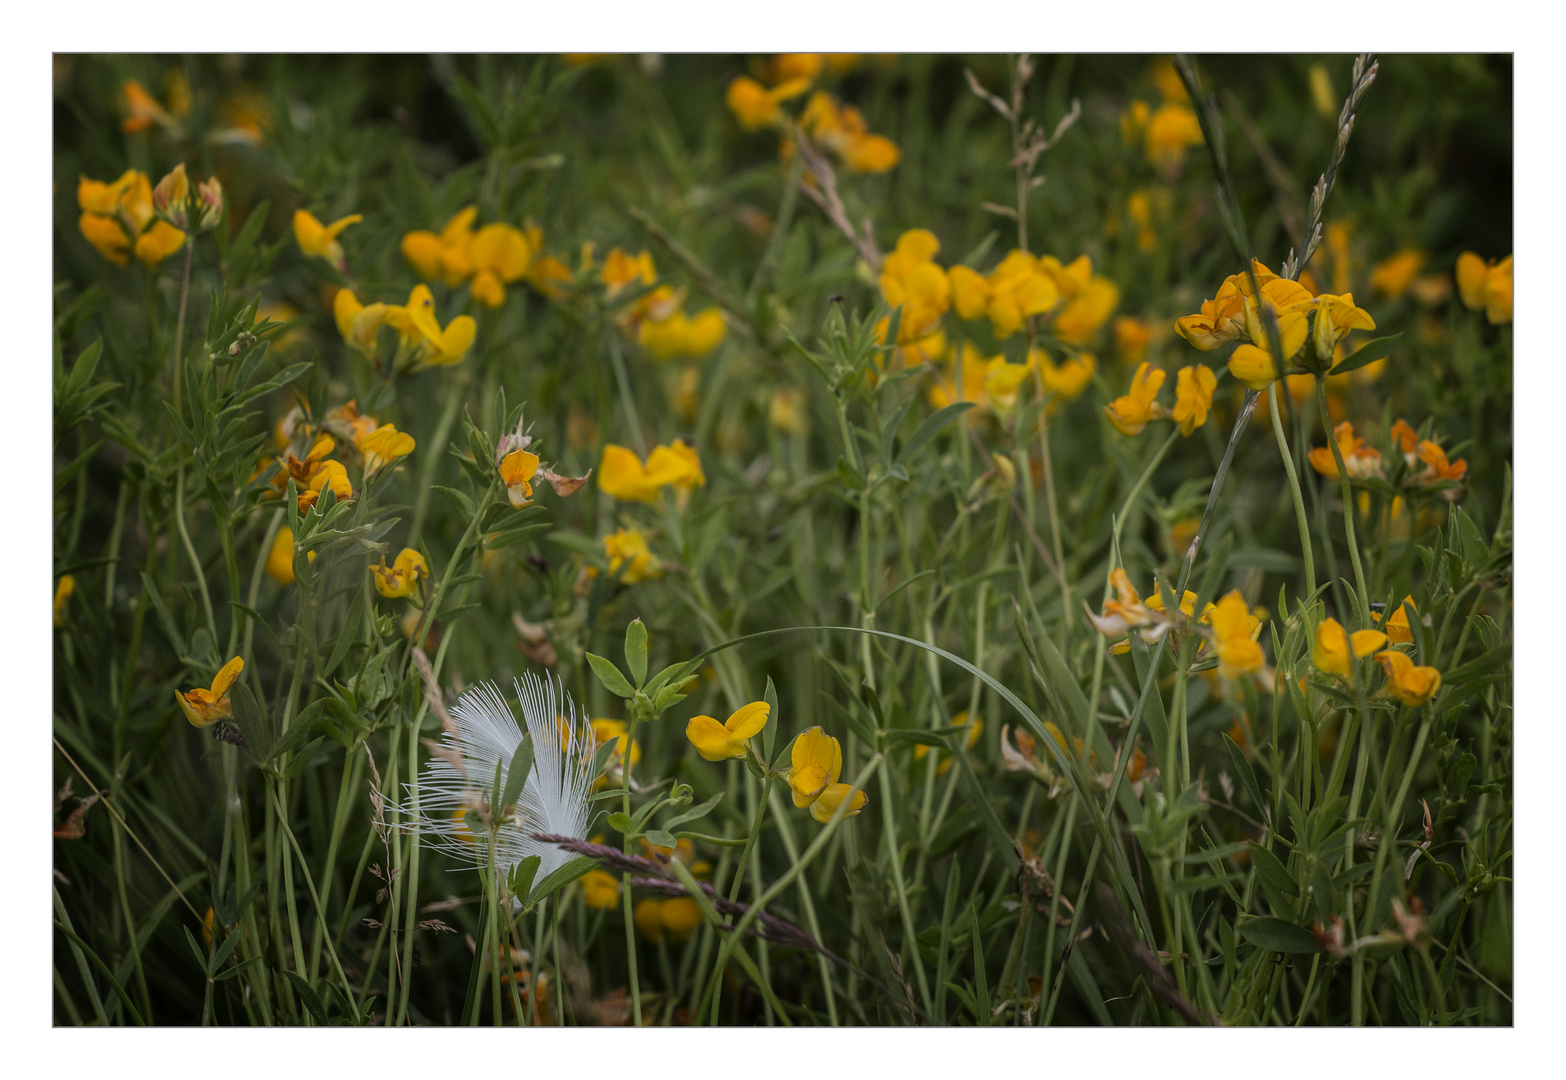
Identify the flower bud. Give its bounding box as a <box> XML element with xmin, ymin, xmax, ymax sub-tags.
<box><xmin>152</xmin><ymin>163</ymin><xmax>190</xmax><ymax>230</ymax></box>
<box><xmin>195</xmin><ymin>176</ymin><xmax>224</xmax><ymax>233</ymax></box>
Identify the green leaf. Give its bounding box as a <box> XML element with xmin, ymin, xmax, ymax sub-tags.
<box><xmin>896</xmin><ymin>402</ymin><xmax>975</xmax><ymax>466</ymax></box>
<box><xmin>502</xmin><ymin>735</ymin><xmax>535</xmax><ymax>815</ymax></box>
<box><xmin>509</xmin><ymin>854</ymin><xmax>542</xmax><ymax>905</ymax></box>
<box><xmin>586</xmin><ymin>653</ymin><xmax>635</xmax><ymax>699</ymax></box>
<box><xmin>528</xmin><ymin>855</ymin><xmax>597</xmax><ymax>908</ymax></box>
<box><xmin>281</xmin><ymin>737</ymin><xmax>325</xmax><ymax>779</ymax></box>
<box><xmin>229</xmin><ymin>680</ymin><xmax>273</xmax><ymax>765</ymax></box>
<box><xmin>1329</xmin><ymin>332</ymin><xmax>1404</xmax><ymax>377</ymax></box>
<box><xmin>606</xmin><ymin>812</ymin><xmax>634</xmax><ymax>835</ymax></box>
<box><xmin>644</xmin><ymin>828</ymin><xmax>677</xmax><ymax>849</ymax></box>
<box><xmin>664</xmin><ymin>793</ymin><xmax>723</xmax><ymax>829</ymax></box>
<box><xmin>624</xmin><ymin>619</ymin><xmax>648</xmax><ymax>688</ymax></box>
<box><xmin>1248</xmin><ymin>843</ymin><xmax>1300</xmax><ymax>909</ymax></box>
<box><xmin>282</xmin><ymin>970</ymin><xmax>328</xmax><ymax>1025</ymax></box>
<box><xmin>1222</xmin><ymin>734</ymin><xmax>1267</xmax><ymax>822</ymax></box>
<box><xmin>762</xmin><ymin>676</ymin><xmax>779</xmax><ymax>762</ymax></box>
<box><xmin>1237</xmin><ymin>916</ymin><xmax>1325</xmax><ymax>955</ymax></box>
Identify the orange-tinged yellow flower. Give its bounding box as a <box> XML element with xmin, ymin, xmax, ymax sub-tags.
<box><xmin>1374</xmin><ymin>649</ymin><xmax>1441</xmax><ymax>707</ymax></box>
<box><xmin>358</xmin><ymin>424</ymin><xmax>415</xmax><ymax>478</ymax></box>
<box><xmin>580</xmin><ymin>869</ymin><xmax>621</xmax><ymax>910</ymax></box>
<box><xmin>1390</xmin><ymin>418</ymin><xmax>1419</xmax><ymax>464</ymax></box>
<box><xmin>79</xmin><ymin>211</ymin><xmax>133</xmax><ymax>265</ymax></box>
<box><xmin>1455</xmin><ymin>252</ymin><xmax>1512</xmax><ymax>325</ymax></box>
<box><xmin>176</xmin><ymin>656</ymin><xmax>244</xmax><ymax>728</ymax></box>
<box><xmin>1370</xmin><ymin>249</ymin><xmax>1425</xmax><ymax>299</ymax></box>
<box><xmin>293</xmin><ymin>209</ymin><xmax>362</xmax><ymax>273</ymax></box>
<box><xmin>686</xmin><ymin>701</ymin><xmax>771</xmax><ymax>761</ymax></box>
<box><xmin>500</xmin><ymin>449</ymin><xmax>541</xmax><ymax>508</ymax></box>
<box><xmin>913</xmin><ymin>710</ymin><xmax>982</xmax><ymax>777</ymax></box>
<box><xmin>603</xmin><ymin>528</ymin><xmax>660</xmax><ymax>585</ymax></box>
<box><xmin>726</xmin><ymin>75</ymin><xmax>811</xmax><ymax>130</ymax></box>
<box><xmin>1313</xmin><ymin>618</ymin><xmax>1387</xmax><ymax>680</ymax></box>
<box><xmin>300</xmin><ymin>459</ymin><xmax>352</xmax><ymax>513</ymax></box>
<box><xmin>800</xmin><ymin>91</ymin><xmax>900</xmax><ymax>173</ymax></box>
<box><xmin>1104</xmin><ymin>362</ymin><xmax>1169</xmax><ymax>436</ymax></box>
<box><xmin>1171</xmin><ymin>364</ymin><xmax>1217</xmax><ymax>436</ymax></box>
<box><xmin>1114</xmin><ymin>316</ymin><xmax>1154</xmax><ymax>364</ymax></box>
<box><xmin>372</xmin><ymin>548</ymin><xmax>428</xmax><ymax>600</ymax></box>
<box><xmin>134</xmin><ymin>221</ymin><xmax>187</xmax><ymax>265</ymax></box>
<box><xmin>768</xmin><ymin>53</ymin><xmax>826</xmax><ymax>84</ymax></box>
<box><xmin>599</xmin><ymin>247</ymin><xmax>658</xmax><ymax>300</ymax></box>
<box><xmin>1210</xmin><ymin>591</ymin><xmax>1265</xmax><ymax>680</ymax></box>
<box><xmin>53</xmin><ymin>576</ymin><xmax>74</xmax><ymax>628</ymax></box>
<box><xmin>121</xmin><ymin>79</ymin><xmax>175</xmax><ymax>133</ymax></box>
<box><xmin>1383</xmin><ymin>595</ymin><xmax>1416</xmax><ymax>644</ymax></box>
<box><xmin>1415</xmin><ymin>439</ymin><xmax>1468</xmax><ymax>490</ymax></box>
<box><xmin>1086</xmin><ymin>568</ymin><xmax>1159</xmax><ymax>641</ymax></box>
<box><xmin>1309</xmin><ymin>421</ymin><xmax>1383</xmax><ymax>480</ymax></box>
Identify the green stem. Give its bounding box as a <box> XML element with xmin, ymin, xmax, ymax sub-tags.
<box><xmin>1270</xmin><ymin>381</ymin><xmax>1318</xmax><ymax>599</ymax></box>
<box><xmin>1316</xmin><ymin>378</ymin><xmax>1368</xmax><ymax>606</ymax></box>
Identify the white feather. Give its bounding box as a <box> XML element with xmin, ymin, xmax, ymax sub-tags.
<box><xmin>398</xmin><ymin>672</ymin><xmax>595</xmax><ymax>887</ymax></box>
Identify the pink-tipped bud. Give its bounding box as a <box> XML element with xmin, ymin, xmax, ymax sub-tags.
<box><xmin>152</xmin><ymin>162</ymin><xmax>190</xmax><ymax>230</ymax></box>
<box><xmin>196</xmin><ymin>176</ymin><xmax>224</xmax><ymax>233</ymax></box>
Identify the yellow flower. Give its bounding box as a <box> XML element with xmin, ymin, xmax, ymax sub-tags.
<box><xmin>292</xmin><ymin>209</ymin><xmax>362</xmax><ymax>273</ymax></box>
<box><xmin>1369</xmin><ymin>249</ymin><xmax>1425</xmax><ymax>300</ymax></box>
<box><xmin>469</xmin><ymin>223</ymin><xmax>534</xmax><ymax>308</ymax></box>
<box><xmin>385</xmin><ymin>284</ymin><xmax>478</xmax><ymax>367</ymax></box>
<box><xmin>1033</xmin><ymin>349</ymin><xmax>1097</xmax><ymax>403</ymax></box>
<box><xmin>787</xmin><ymin>726</ymin><xmax>868</xmax><ymax>823</ymax></box>
<box><xmin>580</xmin><ymin>869</ymin><xmax>621</xmax><ymax>910</ymax></box>
<box><xmin>1104</xmin><ymin>362</ymin><xmax>1169</xmax><ymax>436</ymax></box>
<box><xmin>1312</xmin><ymin>618</ymin><xmax>1387</xmax><ymax>680</ymax></box>
<box><xmin>266</xmin><ymin>527</ymin><xmax>297</xmax><ymax>586</ymax></box>
<box><xmin>1086</xmin><ymin>567</ymin><xmax>1158</xmax><ymax>641</ymax></box>
<box><xmin>77</xmin><ymin>169</ymin><xmax>186</xmax><ymax>266</ymax></box>
<box><xmin>1227</xmin><ymin>308</ymin><xmax>1309</xmax><ymax>390</ymax></box>
<box><xmin>1313</xmin><ymin>293</ymin><xmax>1376</xmax><ymax>366</ymax></box>
<box><xmin>175</xmin><ymin>656</ymin><xmax>245</xmax><ymax>729</ymax></box>
<box><xmin>983</xmin><ymin>360</ymin><xmax>1034</xmax><ymax>420</ymax></box>
<box><xmin>151</xmin><ymin>163</ymin><xmax>190</xmax><ymax>229</ymax></box>
<box><xmin>357</xmin><ymin>424</ymin><xmax>415</xmax><ymax>478</ymax></box>
<box><xmin>800</xmin><ymin>91</ymin><xmax>900</xmax><ymax>173</ymax></box>
<box><xmin>589</xmin><ymin>718</ymin><xmax>642</xmax><ymax>790</ymax></box>
<box><xmin>769</xmin><ymin>387</ymin><xmax>809</xmax><ymax>434</ymax></box>
<box><xmin>599</xmin><ymin>247</ymin><xmax>659</xmax><ymax>299</ymax></box>
<box><xmin>634</xmin><ymin>897</ymin><xmax>704</xmax><ymax>945</ymax></box>
<box><xmin>980</xmin><ymin>251</ymin><xmax>1059</xmax><ymax>339</ymax></box>
<box><xmin>1052</xmin><ymin>276</ymin><xmax>1120</xmax><ymax>344</ymax></box>
<box><xmin>1415</xmin><ymin>439</ymin><xmax>1468</xmax><ymax>489</ymax></box>
<box><xmin>500</xmin><ymin>449</ymin><xmax>541</xmax><ymax>509</ymax></box>
<box><xmin>53</xmin><ymin>576</ymin><xmax>74</xmax><ymax>628</ymax></box>
<box><xmin>1114</xmin><ymin>316</ymin><xmax>1154</xmax><ymax>364</ymax></box>
<box><xmin>925</xmin><ymin>343</ymin><xmax>997</xmax><ymax>412</ymax></box>
<box><xmin>726</xmin><ymin>75</ymin><xmax>810</xmax><ymax>130</ymax></box>
<box><xmin>121</xmin><ymin>78</ymin><xmax>176</xmax><ymax>133</ymax></box>
<box><xmin>1455</xmin><ymin>252</ymin><xmax>1512</xmax><ymax>325</ymax></box>
<box><xmin>878</xmin><ymin>230</ymin><xmax>951</xmax><ymax>344</ymax></box>
<box><xmin>1309</xmin><ymin>421</ymin><xmax>1383</xmax><ymax>480</ymax></box>
<box><xmin>913</xmin><ymin>710</ymin><xmax>982</xmax><ymax>777</ymax></box>
<box><xmin>371</xmin><ymin>549</ymin><xmax>429</xmax><ymax>600</ymax></box>
<box><xmin>686</xmin><ymin>701</ymin><xmax>771</xmax><ymax>761</ymax></box>
<box><xmin>300</xmin><ymin>459</ymin><xmax>352</xmax><ymax>513</ymax></box>
<box><xmin>1145</xmin><ymin>102</ymin><xmax>1203</xmax><ymax>171</ymax></box>
<box><xmin>1382</xmin><ymin>596</ymin><xmax>1417</xmax><ymax>645</ymax></box>
<box><xmin>767</xmin><ymin>53</ymin><xmax>826</xmax><ymax>84</ymax></box>
<box><xmin>1210</xmin><ymin>591</ymin><xmax>1265</xmax><ymax>680</ymax></box>
<box><xmin>603</xmin><ymin>528</ymin><xmax>661</xmax><ymax>585</ymax></box>
<box><xmin>638</xmin><ymin>308</ymin><xmax>728</xmax><ymax>360</ymax></box>
<box><xmin>1171</xmin><ymin>364</ymin><xmax>1217</xmax><ymax>436</ymax></box>
<box><xmin>332</xmin><ymin>289</ymin><xmax>391</xmax><ymax>358</ymax></box>
<box><xmin>1374</xmin><ymin>649</ymin><xmax>1441</xmax><ymax>707</ymax></box>
<box><xmin>597</xmin><ymin>442</ymin><xmax>704</xmax><ymax>503</ymax></box>
<box><xmin>633</xmin><ymin>897</ymin><xmax>666</xmax><ymax>941</ymax></box>
<box><xmin>402</xmin><ymin>206</ymin><xmax>478</xmax><ymax>286</ymax></box>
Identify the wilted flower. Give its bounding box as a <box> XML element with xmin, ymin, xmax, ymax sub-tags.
<box><xmin>400</xmin><ymin>676</ymin><xmax>597</xmax><ymax>900</ymax></box>
<box><xmin>176</xmin><ymin>656</ymin><xmax>245</xmax><ymax>728</ymax></box>
<box><xmin>1309</xmin><ymin>421</ymin><xmax>1384</xmax><ymax>480</ymax></box>
<box><xmin>686</xmin><ymin>701</ymin><xmax>770</xmax><ymax>761</ymax></box>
